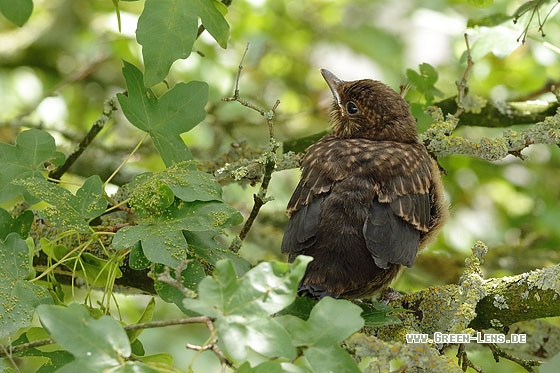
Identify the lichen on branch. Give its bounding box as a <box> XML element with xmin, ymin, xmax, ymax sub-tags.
<box><xmin>422</xmin><ymin>106</ymin><xmax>560</xmax><ymax>161</ymax></box>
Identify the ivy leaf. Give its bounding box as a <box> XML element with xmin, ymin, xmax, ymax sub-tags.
<box><xmin>0</xmin><ymin>0</ymin><xmax>33</xmax><ymax>26</ymax></box>
<box><xmin>117</xmin><ymin>62</ymin><xmax>208</xmax><ymax>167</ymax></box>
<box><xmin>182</xmin><ymin>257</ymin><xmax>311</xmax><ymax>361</ymax></box>
<box><xmin>15</xmin><ymin>176</ymin><xmax>107</xmax><ymax>233</ymax></box>
<box><xmin>137</xmin><ymin>0</ymin><xmax>229</xmax><ymax>86</ymax></box>
<box><xmin>112</xmin><ymin>200</ymin><xmax>242</xmax><ymax>268</ymax></box>
<box><xmin>0</xmin><ymin>233</ymin><xmax>53</xmax><ymax>339</ymax></box>
<box><xmin>0</xmin><ymin>129</ymin><xmax>65</xmax><ymax>203</ymax></box>
<box><xmin>0</xmin><ymin>208</ymin><xmax>34</xmax><ymax>240</ymax></box>
<box><xmin>37</xmin><ymin>303</ymin><xmax>131</xmax><ymax>371</ymax></box>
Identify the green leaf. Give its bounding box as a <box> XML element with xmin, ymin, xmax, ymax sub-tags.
<box><xmin>541</xmin><ymin>352</ymin><xmax>560</xmax><ymax>373</ymax></box>
<box><xmin>130</xmin><ymin>178</ymin><xmax>175</xmax><ymax>216</ymax></box>
<box><xmin>12</xmin><ymin>328</ymin><xmax>75</xmax><ymax>370</ymax></box>
<box><xmin>469</xmin><ymin>25</ymin><xmax>521</xmax><ymax>60</ymax></box>
<box><xmin>137</xmin><ymin>0</ymin><xmax>229</xmax><ymax>86</ymax></box>
<box><xmin>37</xmin><ymin>303</ymin><xmax>131</xmax><ymax>370</ymax></box>
<box><xmin>183</xmin><ymin>230</ymin><xmax>251</xmax><ymax>275</ymax></box>
<box><xmin>113</xmin><ymin>200</ymin><xmax>242</xmax><ymax>268</ymax></box>
<box><xmin>15</xmin><ymin>176</ymin><xmax>107</xmax><ymax>233</ymax></box>
<box><xmin>184</xmin><ymin>256</ymin><xmax>311</xmax><ymax>317</ymax></box>
<box><xmin>276</xmin><ymin>296</ymin><xmax>317</xmax><ymax>320</ymax></box>
<box><xmin>301</xmin><ymin>343</ymin><xmax>360</xmax><ymax>373</ymax></box>
<box><xmin>127</xmin><ymin>298</ymin><xmax>156</xmax><ymax>342</ymax></box>
<box><xmin>182</xmin><ymin>258</ymin><xmax>311</xmax><ymax>361</ymax></box>
<box><xmin>467</xmin><ymin>0</ymin><xmax>493</xmax><ymax>8</ymax></box>
<box><xmin>0</xmin><ymin>233</ymin><xmax>53</xmax><ymax>339</ymax></box>
<box><xmin>405</xmin><ymin>63</ymin><xmax>443</xmax><ymax>105</ymax></box>
<box><xmin>129</xmin><ymin>241</ymin><xmax>151</xmax><ymax>270</ymax></box>
<box><xmin>467</xmin><ymin>13</ymin><xmax>512</xmax><ymax>28</ymax></box>
<box><xmin>279</xmin><ymin>297</ymin><xmax>364</xmax><ymax>347</ymax></box>
<box><xmin>153</xmin><ymin>261</ymin><xmax>206</xmax><ymax>313</ymax></box>
<box><xmin>238</xmin><ymin>361</ymin><xmax>310</xmax><ymax>373</ymax></box>
<box><xmin>0</xmin><ymin>208</ymin><xmax>34</xmax><ymax>240</ymax></box>
<box><xmin>0</xmin><ymin>0</ymin><xmax>33</xmax><ymax>26</ymax></box>
<box><xmin>216</xmin><ymin>315</ymin><xmax>296</xmax><ymax>361</ymax></box>
<box><xmin>117</xmin><ymin>62</ymin><xmax>208</xmax><ymax>167</ymax></box>
<box><xmin>278</xmin><ymin>297</ymin><xmax>364</xmax><ymax>373</ymax></box>
<box><xmin>0</xmin><ymin>129</ymin><xmax>65</xmax><ymax>203</ymax></box>
<box><xmin>129</xmin><ymin>164</ymin><xmax>224</xmax><ymax>217</ymax></box>
<box><xmin>359</xmin><ymin>301</ymin><xmax>403</xmax><ymax>327</ymax></box>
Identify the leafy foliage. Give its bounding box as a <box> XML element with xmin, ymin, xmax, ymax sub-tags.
<box><xmin>0</xmin><ymin>129</ymin><xmax>65</xmax><ymax>203</ymax></box>
<box><xmin>2</xmin><ymin>0</ymin><xmax>560</xmax><ymax>372</ymax></box>
<box><xmin>137</xmin><ymin>0</ymin><xmax>229</xmax><ymax>86</ymax></box>
<box><xmin>117</xmin><ymin>62</ymin><xmax>208</xmax><ymax>166</ymax></box>
<box><xmin>0</xmin><ymin>233</ymin><xmax>53</xmax><ymax>339</ymax></box>
<box><xmin>0</xmin><ymin>0</ymin><xmax>33</xmax><ymax>26</ymax></box>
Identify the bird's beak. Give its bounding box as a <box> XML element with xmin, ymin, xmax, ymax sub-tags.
<box><xmin>321</xmin><ymin>69</ymin><xmax>342</xmax><ymax>105</ymax></box>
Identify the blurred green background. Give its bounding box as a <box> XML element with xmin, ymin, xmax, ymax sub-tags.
<box><xmin>2</xmin><ymin>0</ymin><xmax>560</xmax><ymax>371</ymax></box>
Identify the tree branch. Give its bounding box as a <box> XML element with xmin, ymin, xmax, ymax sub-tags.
<box><xmin>376</xmin><ymin>241</ymin><xmax>560</xmax><ymax>339</ymax></box>
<box><xmin>49</xmin><ymin>96</ymin><xmax>119</xmax><ymax>180</ymax></box>
<box><xmin>221</xmin><ymin>43</ymin><xmax>281</xmax><ymax>252</ymax></box>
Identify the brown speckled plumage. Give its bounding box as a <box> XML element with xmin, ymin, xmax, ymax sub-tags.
<box><xmin>281</xmin><ymin>69</ymin><xmax>447</xmax><ymax>299</ymax></box>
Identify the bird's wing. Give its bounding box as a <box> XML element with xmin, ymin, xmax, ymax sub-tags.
<box><xmin>363</xmin><ymin>144</ymin><xmax>434</xmax><ymax>268</ymax></box>
<box><xmin>281</xmin><ymin>137</ymin><xmax>338</xmax><ymax>258</ymax></box>
<box><xmin>363</xmin><ymin>196</ymin><xmax>423</xmax><ymax>269</ymax></box>
<box><xmin>281</xmin><ymin>138</ymin><xmax>435</xmax><ymax>268</ymax></box>
<box><xmin>281</xmin><ymin>165</ymin><xmax>331</xmax><ymax>258</ymax></box>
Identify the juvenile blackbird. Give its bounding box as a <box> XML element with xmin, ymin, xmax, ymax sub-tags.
<box><xmin>281</xmin><ymin>69</ymin><xmax>447</xmax><ymax>299</ymax></box>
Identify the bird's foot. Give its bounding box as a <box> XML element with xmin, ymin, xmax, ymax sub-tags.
<box><xmin>380</xmin><ymin>287</ymin><xmax>402</xmax><ymax>304</ymax></box>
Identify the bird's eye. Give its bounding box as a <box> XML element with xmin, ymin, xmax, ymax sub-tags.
<box><xmin>346</xmin><ymin>101</ymin><xmax>359</xmax><ymax>115</ymax></box>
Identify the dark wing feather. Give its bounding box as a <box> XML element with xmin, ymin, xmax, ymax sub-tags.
<box><xmin>363</xmin><ymin>199</ymin><xmax>420</xmax><ymax>269</ymax></box>
<box><xmin>281</xmin><ymin>190</ymin><xmax>324</xmax><ymax>259</ymax></box>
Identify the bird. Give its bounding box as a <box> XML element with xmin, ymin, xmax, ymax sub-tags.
<box><xmin>281</xmin><ymin>69</ymin><xmax>447</xmax><ymax>299</ymax></box>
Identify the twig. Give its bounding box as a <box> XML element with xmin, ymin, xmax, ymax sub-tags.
<box><xmin>0</xmin><ymin>316</ymin><xmax>215</xmax><ymax>357</ymax></box>
<box><xmin>49</xmin><ymin>96</ymin><xmax>119</xmax><ymax>180</ymax></box>
<box><xmin>155</xmin><ymin>260</ymin><xmax>197</xmax><ymax>298</ymax></box>
<box><xmin>456</xmin><ymin>343</ymin><xmax>482</xmax><ymax>373</ymax></box>
<box><xmin>185</xmin><ymin>316</ymin><xmax>236</xmax><ymax>372</ymax></box>
<box><xmin>455</xmin><ymin>33</ymin><xmax>474</xmax><ymax>118</ymax></box>
<box><xmin>486</xmin><ymin>340</ymin><xmax>541</xmax><ymax>372</ymax></box>
<box><xmin>222</xmin><ymin>43</ymin><xmax>281</xmax><ymax>251</ymax></box>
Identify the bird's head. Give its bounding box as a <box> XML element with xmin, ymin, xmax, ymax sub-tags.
<box><xmin>321</xmin><ymin>69</ymin><xmax>418</xmax><ymax>142</ymax></box>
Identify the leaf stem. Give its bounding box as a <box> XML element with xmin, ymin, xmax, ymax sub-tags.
<box><xmin>104</xmin><ymin>132</ymin><xmax>149</xmax><ymax>187</ymax></box>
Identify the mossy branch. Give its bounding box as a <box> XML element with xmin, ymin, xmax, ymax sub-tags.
<box><xmin>363</xmin><ymin>241</ymin><xmax>553</xmax><ymax>372</ymax></box>
<box><xmin>378</xmin><ymin>242</ymin><xmax>560</xmax><ymax>337</ymax></box>
<box><xmin>421</xmin><ymin>106</ymin><xmax>560</xmax><ymax>160</ymax></box>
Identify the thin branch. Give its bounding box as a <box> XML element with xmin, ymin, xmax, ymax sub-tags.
<box><xmin>0</xmin><ymin>316</ymin><xmax>214</xmax><ymax>357</ymax></box>
<box><xmin>486</xmin><ymin>338</ymin><xmax>541</xmax><ymax>372</ymax></box>
<box><xmin>455</xmin><ymin>33</ymin><xmax>474</xmax><ymax>118</ymax></box>
<box><xmin>456</xmin><ymin>344</ymin><xmax>483</xmax><ymax>373</ymax></box>
<box><xmin>222</xmin><ymin>43</ymin><xmax>281</xmax><ymax>251</ymax></box>
<box><xmin>49</xmin><ymin>96</ymin><xmax>119</xmax><ymax>180</ymax></box>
